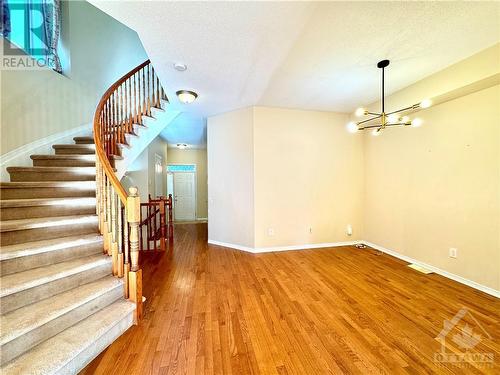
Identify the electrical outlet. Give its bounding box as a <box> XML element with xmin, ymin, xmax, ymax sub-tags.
<box><xmin>267</xmin><ymin>228</ymin><xmax>275</xmax><ymax>236</ymax></box>
<box><xmin>449</xmin><ymin>248</ymin><xmax>458</xmax><ymax>258</ymax></box>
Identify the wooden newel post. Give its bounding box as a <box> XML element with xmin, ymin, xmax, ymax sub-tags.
<box><xmin>127</xmin><ymin>186</ymin><xmax>143</xmax><ymax>323</ymax></box>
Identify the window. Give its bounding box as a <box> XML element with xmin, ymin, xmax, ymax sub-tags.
<box><xmin>167</xmin><ymin>164</ymin><xmax>196</xmax><ymax>173</ymax></box>
<box><xmin>1</xmin><ymin>0</ymin><xmax>63</xmax><ymax>73</ymax></box>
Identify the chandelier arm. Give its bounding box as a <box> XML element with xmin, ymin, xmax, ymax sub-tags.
<box><xmin>359</xmin><ymin>124</ymin><xmax>383</xmax><ymax>130</ymax></box>
<box><xmin>366</xmin><ymin>111</ymin><xmax>380</xmax><ymax>116</ymax></box>
<box><xmin>356</xmin><ymin>114</ymin><xmax>382</xmax><ymax>126</ymax></box>
<box><xmin>385</xmin><ymin>104</ymin><xmax>420</xmax><ymax>116</ymax></box>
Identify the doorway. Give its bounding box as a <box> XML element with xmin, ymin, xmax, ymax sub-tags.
<box><xmin>154</xmin><ymin>153</ymin><xmax>163</xmax><ymax>198</ymax></box>
<box><xmin>167</xmin><ymin>164</ymin><xmax>196</xmax><ymax>221</ymax></box>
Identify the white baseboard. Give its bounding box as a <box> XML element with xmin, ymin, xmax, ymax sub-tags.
<box><xmin>362</xmin><ymin>241</ymin><xmax>500</xmax><ymax>299</ymax></box>
<box><xmin>1</xmin><ymin>123</ymin><xmax>92</xmax><ymax>180</ymax></box>
<box><xmin>207</xmin><ymin>239</ymin><xmax>361</xmax><ymax>254</ymax></box>
<box><xmin>207</xmin><ymin>238</ymin><xmax>499</xmax><ymax>298</ymax></box>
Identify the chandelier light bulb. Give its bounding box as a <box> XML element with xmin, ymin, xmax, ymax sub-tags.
<box><xmin>347</xmin><ymin>122</ymin><xmax>359</xmax><ymax>133</ymax></box>
<box><xmin>401</xmin><ymin>116</ymin><xmax>410</xmax><ymax>124</ymax></box>
<box><xmin>420</xmin><ymin>99</ymin><xmax>432</xmax><ymax>108</ymax></box>
<box><xmin>411</xmin><ymin>118</ymin><xmax>423</xmax><ymax>127</ymax></box>
<box><xmin>372</xmin><ymin>128</ymin><xmax>382</xmax><ymax>136</ymax></box>
<box><xmin>355</xmin><ymin>107</ymin><xmax>366</xmax><ymax>117</ymax></box>
<box><xmin>387</xmin><ymin>113</ymin><xmax>399</xmax><ymax>124</ymax></box>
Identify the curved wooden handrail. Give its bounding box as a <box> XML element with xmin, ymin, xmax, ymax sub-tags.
<box><xmin>93</xmin><ymin>59</ymin><xmax>151</xmax><ymax>204</ymax></box>
<box><xmin>92</xmin><ymin>59</ymin><xmax>168</xmax><ymax>320</ymax></box>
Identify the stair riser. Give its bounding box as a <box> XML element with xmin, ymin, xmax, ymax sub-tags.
<box><xmin>0</xmin><ymin>187</ymin><xmax>95</xmax><ymax>200</ymax></box>
<box><xmin>1</xmin><ymin>242</ymin><xmax>103</xmax><ymax>275</ymax></box>
<box><xmin>74</xmin><ymin>140</ymin><xmax>95</xmax><ymax>144</ymax></box>
<box><xmin>1</xmin><ymin>221</ymin><xmax>98</xmax><ymax>246</ymax></box>
<box><xmin>32</xmin><ymin>159</ymin><xmax>95</xmax><ymax>167</ymax></box>
<box><xmin>0</xmin><ymin>284</ymin><xmax>122</xmax><ymax>365</ymax></box>
<box><xmin>54</xmin><ymin>148</ymin><xmax>95</xmax><ymax>155</ymax></box>
<box><xmin>0</xmin><ymin>204</ymin><xmax>96</xmax><ymax>221</ymax></box>
<box><xmin>9</xmin><ymin>171</ymin><xmax>96</xmax><ymax>182</ymax></box>
<box><xmin>0</xmin><ymin>261</ymin><xmax>112</xmax><ymax>314</ymax></box>
<box><xmin>66</xmin><ymin>307</ymin><xmax>134</xmax><ymax>374</ymax></box>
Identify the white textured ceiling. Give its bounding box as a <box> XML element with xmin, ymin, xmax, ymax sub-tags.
<box><xmin>89</xmin><ymin>1</ymin><xmax>500</xmax><ymax>146</ymax></box>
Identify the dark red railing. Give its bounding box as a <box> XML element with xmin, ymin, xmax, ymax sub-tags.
<box><xmin>139</xmin><ymin>194</ymin><xmax>173</xmax><ymax>251</ymax></box>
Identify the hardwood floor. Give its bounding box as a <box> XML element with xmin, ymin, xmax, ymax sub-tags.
<box><xmin>81</xmin><ymin>224</ymin><xmax>500</xmax><ymax>374</ymax></box>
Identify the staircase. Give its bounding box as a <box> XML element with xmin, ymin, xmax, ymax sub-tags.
<box><xmin>0</xmin><ymin>136</ymin><xmax>136</xmax><ymax>374</ymax></box>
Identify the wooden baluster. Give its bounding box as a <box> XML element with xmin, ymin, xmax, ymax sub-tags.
<box><xmin>146</xmin><ymin>202</ymin><xmax>151</xmax><ymax>251</ymax></box>
<box><xmin>111</xmin><ymin>186</ymin><xmax>118</xmax><ymax>275</ymax></box>
<box><xmin>123</xmin><ymin>206</ymin><xmax>130</xmax><ymax>298</ymax></box>
<box><xmin>107</xmin><ymin>100</ymin><xmax>111</xmax><ymax>156</ymax></box>
<box><xmin>111</xmin><ymin>93</ymin><xmax>115</xmax><ymax>156</ymax></box>
<box><xmin>156</xmin><ymin>75</ymin><xmax>161</xmax><ymax>107</ymax></box>
<box><xmin>151</xmin><ymin>66</ymin><xmax>156</xmax><ymax>108</ymax></box>
<box><xmin>114</xmin><ymin>91</ymin><xmax>119</xmax><ymax>155</ymax></box>
<box><xmin>104</xmin><ymin>177</ymin><xmax>112</xmax><ymax>255</ymax></box>
<box><xmin>127</xmin><ymin>187</ymin><xmax>142</xmax><ymax>323</ymax></box>
<box><xmin>153</xmin><ymin>204</ymin><xmax>158</xmax><ymax>251</ymax></box>
<box><xmin>130</xmin><ymin>78</ymin><xmax>134</xmax><ymax>131</ymax></box>
<box><xmin>118</xmin><ymin>85</ymin><xmax>122</xmax><ymax>146</ymax></box>
<box><xmin>117</xmin><ymin>195</ymin><xmax>124</xmax><ymax>278</ymax></box>
<box><xmin>159</xmin><ymin>197</ymin><xmax>166</xmax><ymax>251</ymax></box>
<box><xmin>126</xmin><ymin>79</ymin><xmax>130</xmax><ymax>135</ymax></box>
<box><xmin>147</xmin><ymin>64</ymin><xmax>151</xmax><ymax>116</ymax></box>
<box><xmin>142</xmin><ymin>67</ymin><xmax>147</xmax><ymax>117</ymax></box>
<box><xmin>135</xmin><ymin>73</ymin><xmax>140</xmax><ymax>125</ymax></box>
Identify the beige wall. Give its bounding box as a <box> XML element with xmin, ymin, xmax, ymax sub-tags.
<box><xmin>361</xmin><ymin>44</ymin><xmax>500</xmax><ymax>291</ymax></box>
<box><xmin>1</xmin><ymin>0</ymin><xmax>147</xmax><ymax>155</ymax></box>
<box><xmin>253</xmin><ymin>107</ymin><xmax>363</xmax><ymax>248</ymax></box>
<box><xmin>363</xmin><ymin>85</ymin><xmax>499</xmax><ymax>291</ymax></box>
<box><xmin>167</xmin><ymin>148</ymin><xmax>208</xmax><ymax>219</ymax></box>
<box><xmin>207</xmin><ymin>106</ymin><xmax>363</xmax><ymax>249</ymax></box>
<box><xmin>207</xmin><ymin>108</ymin><xmax>255</xmax><ymax>248</ymax></box>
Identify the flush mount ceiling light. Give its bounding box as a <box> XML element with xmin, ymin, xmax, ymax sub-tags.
<box><xmin>347</xmin><ymin>60</ymin><xmax>432</xmax><ymax>135</ymax></box>
<box><xmin>173</xmin><ymin>63</ymin><xmax>187</xmax><ymax>71</ymax></box>
<box><xmin>176</xmin><ymin>90</ymin><xmax>198</xmax><ymax>104</ymax></box>
<box><xmin>176</xmin><ymin>143</ymin><xmax>188</xmax><ymax>149</ymax></box>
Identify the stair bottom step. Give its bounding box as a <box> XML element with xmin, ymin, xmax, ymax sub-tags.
<box><xmin>1</xmin><ymin>300</ymin><xmax>135</xmax><ymax>375</ymax></box>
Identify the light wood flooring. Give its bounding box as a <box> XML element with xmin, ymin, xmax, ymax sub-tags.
<box><xmin>81</xmin><ymin>223</ymin><xmax>499</xmax><ymax>374</ymax></box>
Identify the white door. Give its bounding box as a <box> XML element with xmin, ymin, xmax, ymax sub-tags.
<box><xmin>173</xmin><ymin>172</ymin><xmax>196</xmax><ymax>221</ymax></box>
<box><xmin>154</xmin><ymin>154</ymin><xmax>163</xmax><ymax>198</ymax></box>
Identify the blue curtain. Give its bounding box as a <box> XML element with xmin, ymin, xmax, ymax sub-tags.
<box><xmin>0</xmin><ymin>0</ymin><xmax>11</xmax><ymax>39</ymax></box>
<box><xmin>41</xmin><ymin>0</ymin><xmax>62</xmax><ymax>72</ymax></box>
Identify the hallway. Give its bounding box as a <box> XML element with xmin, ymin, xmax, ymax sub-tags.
<box><xmin>81</xmin><ymin>223</ymin><xmax>500</xmax><ymax>374</ymax></box>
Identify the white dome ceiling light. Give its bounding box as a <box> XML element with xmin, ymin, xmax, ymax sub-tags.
<box><xmin>176</xmin><ymin>90</ymin><xmax>198</xmax><ymax>104</ymax></box>
<box><xmin>173</xmin><ymin>63</ymin><xmax>187</xmax><ymax>71</ymax></box>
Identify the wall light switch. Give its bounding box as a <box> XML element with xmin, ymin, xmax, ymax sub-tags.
<box><xmin>268</xmin><ymin>228</ymin><xmax>275</xmax><ymax>236</ymax></box>
<box><xmin>449</xmin><ymin>248</ymin><xmax>458</xmax><ymax>258</ymax></box>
